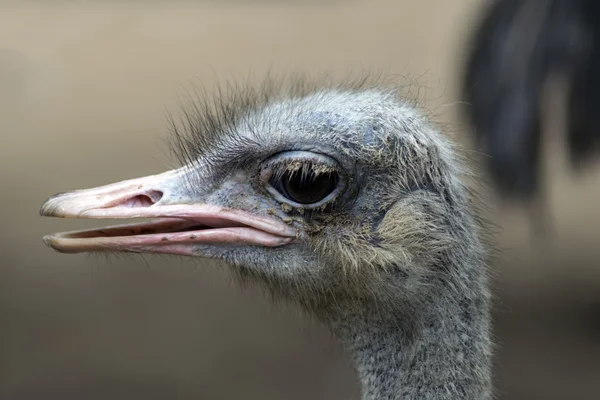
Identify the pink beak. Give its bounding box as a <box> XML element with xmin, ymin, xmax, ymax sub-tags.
<box><xmin>40</xmin><ymin>169</ymin><xmax>297</xmax><ymax>256</ymax></box>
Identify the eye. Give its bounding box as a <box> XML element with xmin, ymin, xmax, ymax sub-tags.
<box><xmin>262</xmin><ymin>151</ymin><xmax>345</xmax><ymax>207</ymax></box>
<box><xmin>273</xmin><ymin>168</ymin><xmax>339</xmax><ymax>205</ymax></box>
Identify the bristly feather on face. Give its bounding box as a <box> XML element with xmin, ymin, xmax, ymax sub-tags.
<box><xmin>166</xmin><ymin>72</ymin><xmax>423</xmax><ymax>173</ymax></box>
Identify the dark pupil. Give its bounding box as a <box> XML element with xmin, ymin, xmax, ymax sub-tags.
<box><xmin>279</xmin><ymin>168</ymin><xmax>338</xmax><ymax>204</ymax></box>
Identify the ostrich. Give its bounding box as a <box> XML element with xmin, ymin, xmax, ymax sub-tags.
<box><xmin>40</xmin><ymin>78</ymin><xmax>493</xmax><ymax>400</ymax></box>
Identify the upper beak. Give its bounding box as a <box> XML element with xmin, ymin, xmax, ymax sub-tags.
<box><xmin>40</xmin><ymin>168</ymin><xmax>297</xmax><ymax>256</ymax></box>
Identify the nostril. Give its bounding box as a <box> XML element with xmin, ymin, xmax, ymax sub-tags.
<box><xmin>115</xmin><ymin>190</ymin><xmax>164</xmax><ymax>208</ymax></box>
<box><xmin>145</xmin><ymin>190</ymin><xmax>164</xmax><ymax>203</ymax></box>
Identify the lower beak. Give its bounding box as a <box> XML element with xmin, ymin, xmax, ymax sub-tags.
<box><xmin>40</xmin><ymin>169</ymin><xmax>297</xmax><ymax>256</ymax></box>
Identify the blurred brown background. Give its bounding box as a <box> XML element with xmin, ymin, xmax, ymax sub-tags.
<box><xmin>1</xmin><ymin>1</ymin><xmax>599</xmax><ymax>399</ymax></box>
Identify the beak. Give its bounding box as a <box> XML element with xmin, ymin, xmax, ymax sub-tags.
<box><xmin>40</xmin><ymin>169</ymin><xmax>297</xmax><ymax>256</ymax></box>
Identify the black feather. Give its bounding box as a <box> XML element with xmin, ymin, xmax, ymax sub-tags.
<box><xmin>461</xmin><ymin>0</ymin><xmax>600</xmax><ymax>201</ymax></box>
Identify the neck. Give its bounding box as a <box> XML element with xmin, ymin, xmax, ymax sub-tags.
<box><xmin>329</xmin><ymin>286</ymin><xmax>492</xmax><ymax>400</ymax></box>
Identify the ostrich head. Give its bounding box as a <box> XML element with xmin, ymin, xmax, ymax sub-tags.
<box><xmin>40</xmin><ymin>78</ymin><xmax>491</xmax><ymax>400</ymax></box>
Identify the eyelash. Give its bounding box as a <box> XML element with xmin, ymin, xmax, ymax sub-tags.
<box><xmin>269</xmin><ymin>160</ymin><xmax>328</xmax><ymax>183</ymax></box>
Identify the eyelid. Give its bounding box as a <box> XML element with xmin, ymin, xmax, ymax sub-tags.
<box><xmin>262</xmin><ymin>151</ymin><xmax>340</xmax><ymax>169</ymax></box>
